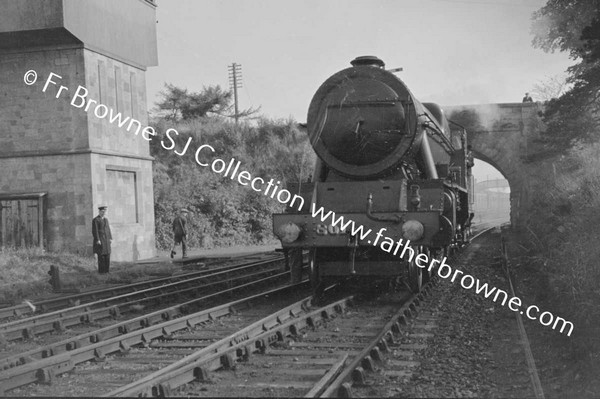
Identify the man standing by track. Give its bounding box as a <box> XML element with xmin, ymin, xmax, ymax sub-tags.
<box><xmin>92</xmin><ymin>205</ymin><xmax>112</xmax><ymax>274</ymax></box>
<box><xmin>170</xmin><ymin>208</ymin><xmax>188</xmax><ymax>259</ymax></box>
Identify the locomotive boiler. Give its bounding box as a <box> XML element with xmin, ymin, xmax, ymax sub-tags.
<box><xmin>273</xmin><ymin>56</ymin><xmax>473</xmax><ymax>295</ymax></box>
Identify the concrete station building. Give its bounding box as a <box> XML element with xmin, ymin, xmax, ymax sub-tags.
<box><xmin>0</xmin><ymin>0</ymin><xmax>158</xmax><ymax>261</ymax></box>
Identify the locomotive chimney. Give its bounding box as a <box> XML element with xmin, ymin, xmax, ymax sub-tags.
<box><xmin>350</xmin><ymin>56</ymin><xmax>385</xmax><ymax>68</ymax></box>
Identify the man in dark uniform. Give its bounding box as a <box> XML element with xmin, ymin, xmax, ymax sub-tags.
<box><xmin>522</xmin><ymin>92</ymin><xmax>533</xmax><ymax>102</ymax></box>
<box><xmin>170</xmin><ymin>208</ymin><xmax>188</xmax><ymax>259</ymax></box>
<box><xmin>92</xmin><ymin>206</ymin><xmax>112</xmax><ymax>273</ymax></box>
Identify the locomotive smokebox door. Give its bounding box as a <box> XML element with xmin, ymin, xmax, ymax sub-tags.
<box><xmin>307</xmin><ymin>59</ymin><xmax>419</xmax><ymax>179</ymax></box>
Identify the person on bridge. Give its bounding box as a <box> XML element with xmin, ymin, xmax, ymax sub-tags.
<box><xmin>522</xmin><ymin>92</ymin><xmax>533</xmax><ymax>103</ymax></box>
<box><xmin>92</xmin><ymin>206</ymin><xmax>112</xmax><ymax>274</ymax></box>
<box><xmin>170</xmin><ymin>208</ymin><xmax>189</xmax><ymax>259</ymax></box>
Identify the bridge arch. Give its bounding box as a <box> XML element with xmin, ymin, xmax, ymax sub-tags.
<box><xmin>470</xmin><ymin>148</ymin><xmax>521</xmax><ymax>227</ymax></box>
<box><xmin>447</xmin><ymin>103</ymin><xmax>543</xmax><ymax>228</ymax></box>
<box><xmin>470</xmin><ymin>157</ymin><xmax>511</xmax><ymax>225</ymax></box>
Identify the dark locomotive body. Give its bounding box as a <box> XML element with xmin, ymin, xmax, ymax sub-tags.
<box><xmin>273</xmin><ymin>56</ymin><xmax>473</xmax><ymax>293</ymax></box>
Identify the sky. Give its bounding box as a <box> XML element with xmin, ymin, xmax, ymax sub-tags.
<box><xmin>145</xmin><ymin>0</ymin><xmax>574</xmax><ymax>180</ymax></box>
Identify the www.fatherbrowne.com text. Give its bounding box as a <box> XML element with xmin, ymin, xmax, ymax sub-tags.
<box><xmin>26</xmin><ymin>70</ymin><xmax>574</xmax><ymax>337</ymax></box>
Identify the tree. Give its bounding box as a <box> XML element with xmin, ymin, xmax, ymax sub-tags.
<box><xmin>154</xmin><ymin>83</ymin><xmax>260</xmax><ymax>122</ymax></box>
<box><xmin>181</xmin><ymin>86</ymin><xmax>232</xmax><ymax>119</ymax></box>
<box><xmin>530</xmin><ymin>74</ymin><xmax>570</xmax><ymax>101</ymax></box>
<box><xmin>531</xmin><ymin>1</ymin><xmax>599</xmax><ymax>58</ymax></box>
<box><xmin>531</xmin><ymin>0</ymin><xmax>600</xmax><ymax>153</ymax></box>
<box><xmin>154</xmin><ymin>83</ymin><xmax>232</xmax><ymax>121</ymax></box>
<box><xmin>155</xmin><ymin>83</ymin><xmax>188</xmax><ymax>121</ymax></box>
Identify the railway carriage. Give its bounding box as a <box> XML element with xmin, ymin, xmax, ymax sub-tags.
<box><xmin>273</xmin><ymin>56</ymin><xmax>473</xmax><ymax>295</ymax></box>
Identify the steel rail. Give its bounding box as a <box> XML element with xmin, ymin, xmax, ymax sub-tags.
<box><xmin>0</xmin><ymin>269</ymin><xmax>297</xmax><ymax>373</ymax></box>
<box><xmin>319</xmin><ymin>282</ymin><xmax>434</xmax><ymax>397</ymax></box>
<box><xmin>105</xmin><ymin>230</ymin><xmax>493</xmax><ymax>397</ymax></box>
<box><xmin>501</xmin><ymin>233</ymin><xmax>545</xmax><ymax>399</ymax></box>
<box><xmin>0</xmin><ymin>253</ymin><xmax>282</xmax><ymax>320</ymax></box>
<box><xmin>0</xmin><ymin>273</ymin><xmax>306</xmax><ymax>395</ymax></box>
<box><xmin>105</xmin><ymin>296</ymin><xmax>354</xmax><ymax>397</ymax></box>
<box><xmin>0</xmin><ymin>259</ymin><xmax>284</xmax><ymax>342</ymax></box>
<box><xmin>313</xmin><ymin>223</ymin><xmax>500</xmax><ymax>396</ymax></box>
<box><xmin>311</xmin><ymin>225</ymin><xmax>494</xmax><ymax>396</ymax></box>
<box><xmin>470</xmin><ymin>225</ymin><xmax>497</xmax><ymax>242</ymax></box>
<box><xmin>318</xmin><ymin>224</ymin><xmax>494</xmax><ymax>397</ymax></box>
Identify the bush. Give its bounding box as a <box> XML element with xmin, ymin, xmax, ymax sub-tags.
<box><xmin>150</xmin><ymin>116</ymin><xmax>315</xmax><ymax>250</ymax></box>
<box><xmin>526</xmin><ymin>143</ymin><xmax>600</xmax><ymax>357</ymax></box>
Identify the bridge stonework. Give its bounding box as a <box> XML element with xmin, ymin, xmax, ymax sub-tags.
<box><xmin>446</xmin><ymin>103</ymin><xmax>544</xmax><ymax>229</ymax></box>
<box><xmin>0</xmin><ymin>0</ymin><xmax>158</xmax><ymax>261</ymax></box>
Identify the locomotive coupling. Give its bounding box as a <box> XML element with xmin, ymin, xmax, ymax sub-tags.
<box><xmin>366</xmin><ymin>193</ymin><xmax>425</xmax><ymax>241</ymax></box>
<box><xmin>409</xmin><ymin>185</ymin><xmax>422</xmax><ymax>211</ymax></box>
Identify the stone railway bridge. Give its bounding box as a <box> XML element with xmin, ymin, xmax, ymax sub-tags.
<box><xmin>446</xmin><ymin>103</ymin><xmax>544</xmax><ymax>229</ymax></box>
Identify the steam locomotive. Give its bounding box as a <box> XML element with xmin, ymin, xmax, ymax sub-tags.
<box><xmin>273</xmin><ymin>56</ymin><xmax>473</xmax><ymax>295</ymax></box>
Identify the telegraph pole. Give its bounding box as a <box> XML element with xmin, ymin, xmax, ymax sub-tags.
<box><xmin>228</xmin><ymin>63</ymin><xmax>242</xmax><ymax>124</ymax></box>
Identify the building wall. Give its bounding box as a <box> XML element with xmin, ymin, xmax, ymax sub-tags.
<box><xmin>0</xmin><ymin>1</ymin><xmax>157</xmax><ymax>261</ymax></box>
<box><xmin>0</xmin><ymin>0</ymin><xmax>158</xmax><ymax>68</ymax></box>
<box><xmin>82</xmin><ymin>49</ymin><xmax>155</xmax><ymax>261</ymax></box>
<box><xmin>0</xmin><ymin>0</ymin><xmax>64</xmax><ymax>32</ymax></box>
<box><xmin>63</xmin><ymin>0</ymin><xmax>158</xmax><ymax>68</ymax></box>
<box><xmin>0</xmin><ymin>47</ymin><xmax>91</xmax><ymax>253</ymax></box>
<box><xmin>90</xmin><ymin>153</ymin><xmax>154</xmax><ymax>261</ymax></box>
<box><xmin>0</xmin><ymin>154</ymin><xmax>92</xmax><ymax>253</ymax></box>
<box><xmin>0</xmin><ymin>48</ymin><xmax>89</xmax><ymax>154</ymax></box>
<box><xmin>82</xmin><ymin>50</ymin><xmax>152</xmax><ymax>157</ymax></box>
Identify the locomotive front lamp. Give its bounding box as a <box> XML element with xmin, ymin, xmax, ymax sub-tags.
<box><xmin>402</xmin><ymin>220</ymin><xmax>424</xmax><ymax>241</ymax></box>
<box><xmin>276</xmin><ymin>222</ymin><xmax>302</xmax><ymax>243</ymax></box>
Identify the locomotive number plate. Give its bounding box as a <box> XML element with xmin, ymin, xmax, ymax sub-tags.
<box><xmin>314</xmin><ymin>224</ymin><xmax>347</xmax><ymax>235</ymax></box>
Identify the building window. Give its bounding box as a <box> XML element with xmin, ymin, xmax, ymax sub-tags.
<box><xmin>106</xmin><ymin>169</ymin><xmax>138</xmax><ymax>224</ymax></box>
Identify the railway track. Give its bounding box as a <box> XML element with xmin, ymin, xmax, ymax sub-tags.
<box><xmin>103</xmin><ymin>280</ymin><xmax>440</xmax><ymax>397</ymax></box>
<box><xmin>472</xmin><ymin>218</ymin><xmax>509</xmax><ymax>234</ymax></box>
<box><xmin>0</xmin><ymin>252</ymin><xmax>282</xmax><ymax>322</ymax></box>
<box><xmin>0</xmin><ymin>255</ymin><xmax>286</xmax><ymax>343</ymax></box>
<box><xmin>0</xmin><ymin>272</ymin><xmax>305</xmax><ymax>395</ymax></box>
<box><xmin>5</xmin><ymin>280</ymin><xmax>435</xmax><ymax>398</ymax></box>
<box><xmin>2</xmin><ymin>227</ymin><xmax>510</xmax><ymax>397</ymax></box>
<box><xmin>501</xmin><ymin>231</ymin><xmax>545</xmax><ymax>399</ymax></box>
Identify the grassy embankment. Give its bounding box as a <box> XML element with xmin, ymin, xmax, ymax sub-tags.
<box><xmin>0</xmin><ymin>248</ymin><xmax>173</xmax><ymax>304</ymax></box>
<box><xmin>519</xmin><ymin>143</ymin><xmax>600</xmax><ymax>371</ymax></box>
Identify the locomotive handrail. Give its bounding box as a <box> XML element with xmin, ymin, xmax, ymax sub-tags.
<box><xmin>422</xmin><ymin>114</ymin><xmax>455</xmax><ymax>154</ymax></box>
<box><xmin>366</xmin><ymin>193</ymin><xmax>403</xmax><ymax>224</ymax></box>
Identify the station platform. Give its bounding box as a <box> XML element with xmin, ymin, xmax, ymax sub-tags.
<box><xmin>136</xmin><ymin>244</ymin><xmax>282</xmax><ymax>265</ymax></box>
